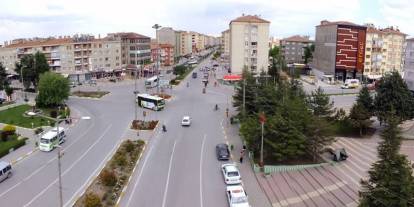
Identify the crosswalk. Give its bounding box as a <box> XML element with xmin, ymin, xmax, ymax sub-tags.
<box><xmin>256</xmin><ymin>136</ymin><xmax>413</xmax><ymax>207</ymax></box>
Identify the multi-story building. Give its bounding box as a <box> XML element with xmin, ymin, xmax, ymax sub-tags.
<box><xmin>364</xmin><ymin>24</ymin><xmax>406</xmax><ymax>79</ymax></box>
<box><xmin>229</xmin><ymin>14</ymin><xmax>270</xmax><ymax>74</ymax></box>
<box><xmin>280</xmin><ymin>35</ymin><xmax>314</xmax><ymax>64</ymax></box>
<box><xmin>151</xmin><ymin>43</ymin><xmax>174</xmax><ymax>67</ymax></box>
<box><xmin>178</xmin><ymin>31</ymin><xmax>192</xmax><ymax>56</ymax></box>
<box><xmin>221</xmin><ymin>29</ymin><xmax>230</xmax><ymax>59</ymax></box>
<box><xmin>107</xmin><ymin>32</ymin><xmax>151</xmax><ymax>67</ymax></box>
<box><xmin>156</xmin><ymin>27</ymin><xmax>177</xmax><ymax>62</ymax></box>
<box><xmin>404</xmin><ymin>38</ymin><xmax>414</xmax><ymax>92</ymax></box>
<box><xmin>313</xmin><ymin>20</ymin><xmax>367</xmax><ymax>82</ymax></box>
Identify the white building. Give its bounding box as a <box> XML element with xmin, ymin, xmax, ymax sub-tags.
<box><xmin>229</xmin><ymin>14</ymin><xmax>270</xmax><ymax>74</ymax></box>
<box><xmin>404</xmin><ymin>38</ymin><xmax>414</xmax><ymax>92</ymax></box>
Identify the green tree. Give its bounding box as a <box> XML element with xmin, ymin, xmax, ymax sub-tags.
<box><xmin>0</xmin><ymin>62</ymin><xmax>8</xmax><ymax>90</ymax></box>
<box><xmin>356</xmin><ymin>86</ymin><xmax>374</xmax><ymax>114</ymax></box>
<box><xmin>233</xmin><ymin>69</ymin><xmax>258</xmax><ymax>116</ymax></box>
<box><xmin>5</xmin><ymin>85</ymin><xmax>14</xmax><ymax>101</ymax></box>
<box><xmin>307</xmin><ymin>87</ymin><xmax>335</xmax><ymax>118</ymax></box>
<box><xmin>349</xmin><ymin>103</ymin><xmax>373</xmax><ymax>136</ymax></box>
<box><xmin>359</xmin><ymin>117</ymin><xmax>414</xmax><ymax>207</ymax></box>
<box><xmin>173</xmin><ymin>65</ymin><xmax>186</xmax><ymax>76</ymax></box>
<box><xmin>268</xmin><ymin>46</ymin><xmax>285</xmax><ymax>80</ymax></box>
<box><xmin>375</xmin><ymin>71</ymin><xmax>414</xmax><ymax>124</ymax></box>
<box><xmin>14</xmin><ymin>51</ymin><xmax>50</xmax><ymax>90</ymax></box>
<box><xmin>306</xmin><ymin>117</ymin><xmax>334</xmax><ymax>161</ymax></box>
<box><xmin>303</xmin><ymin>44</ymin><xmax>315</xmax><ymax>64</ymax></box>
<box><xmin>36</xmin><ymin>72</ymin><xmax>70</xmax><ymax>107</ymax></box>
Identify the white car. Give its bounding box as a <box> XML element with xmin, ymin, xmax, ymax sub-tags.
<box><xmin>181</xmin><ymin>116</ymin><xmax>191</xmax><ymax>126</ymax></box>
<box><xmin>222</xmin><ymin>163</ymin><xmax>242</xmax><ymax>185</ymax></box>
<box><xmin>226</xmin><ymin>185</ymin><xmax>250</xmax><ymax>207</ymax></box>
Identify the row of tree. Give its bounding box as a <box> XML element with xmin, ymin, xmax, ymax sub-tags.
<box><xmin>234</xmin><ymin>70</ymin><xmax>336</xmax><ymax>163</ymax></box>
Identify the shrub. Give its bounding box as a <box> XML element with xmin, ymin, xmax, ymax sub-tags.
<box><xmin>1</xmin><ymin>131</ymin><xmax>8</xmax><ymax>142</ymax></box>
<box><xmin>84</xmin><ymin>192</ymin><xmax>102</xmax><ymax>207</ymax></box>
<box><xmin>99</xmin><ymin>169</ymin><xmax>117</xmax><ymax>187</ymax></box>
<box><xmin>50</xmin><ymin>110</ymin><xmax>58</xmax><ymax>118</ymax></box>
<box><xmin>124</xmin><ymin>140</ymin><xmax>135</xmax><ymax>153</ymax></box>
<box><xmin>113</xmin><ymin>153</ymin><xmax>127</xmax><ymax>167</ymax></box>
<box><xmin>2</xmin><ymin>125</ymin><xmax>16</xmax><ymax>135</ymax></box>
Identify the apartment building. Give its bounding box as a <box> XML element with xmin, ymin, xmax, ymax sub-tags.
<box><xmin>156</xmin><ymin>27</ymin><xmax>177</xmax><ymax>62</ymax></box>
<box><xmin>404</xmin><ymin>38</ymin><xmax>414</xmax><ymax>92</ymax></box>
<box><xmin>313</xmin><ymin>20</ymin><xmax>367</xmax><ymax>82</ymax></box>
<box><xmin>229</xmin><ymin>14</ymin><xmax>270</xmax><ymax>74</ymax></box>
<box><xmin>107</xmin><ymin>32</ymin><xmax>151</xmax><ymax>66</ymax></box>
<box><xmin>280</xmin><ymin>35</ymin><xmax>314</xmax><ymax>64</ymax></box>
<box><xmin>221</xmin><ymin>29</ymin><xmax>230</xmax><ymax>59</ymax></box>
<box><xmin>364</xmin><ymin>24</ymin><xmax>406</xmax><ymax>79</ymax></box>
<box><xmin>151</xmin><ymin>43</ymin><xmax>174</xmax><ymax>67</ymax></box>
<box><xmin>178</xmin><ymin>31</ymin><xmax>192</xmax><ymax>56</ymax></box>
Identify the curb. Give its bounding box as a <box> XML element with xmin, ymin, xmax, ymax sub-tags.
<box><xmin>10</xmin><ymin>148</ymin><xmax>38</xmax><ymax>165</ymax></box>
<box><xmin>69</xmin><ymin>96</ymin><xmax>102</xmax><ymax>100</ymax></box>
<box><xmin>115</xmin><ymin>143</ymin><xmax>147</xmax><ymax>207</ymax></box>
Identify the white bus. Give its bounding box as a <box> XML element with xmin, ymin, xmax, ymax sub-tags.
<box><xmin>145</xmin><ymin>76</ymin><xmax>159</xmax><ymax>88</ymax></box>
<box><xmin>136</xmin><ymin>93</ymin><xmax>165</xmax><ymax>111</ymax></box>
<box><xmin>39</xmin><ymin>127</ymin><xmax>66</xmax><ymax>152</ymax></box>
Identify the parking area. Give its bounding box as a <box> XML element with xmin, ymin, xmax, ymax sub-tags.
<box><xmin>256</xmin><ymin>136</ymin><xmax>401</xmax><ymax>207</ymax></box>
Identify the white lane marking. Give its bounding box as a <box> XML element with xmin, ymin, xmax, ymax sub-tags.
<box><xmin>161</xmin><ymin>141</ymin><xmax>177</xmax><ymax>207</ymax></box>
<box><xmin>200</xmin><ymin>135</ymin><xmax>206</xmax><ymax>207</ymax></box>
<box><xmin>0</xmin><ymin>116</ymin><xmax>95</xmax><ymax>198</ymax></box>
<box><xmin>23</xmin><ymin>125</ymin><xmax>112</xmax><ymax>207</ymax></box>
<box><xmin>125</xmin><ymin>128</ymin><xmax>162</xmax><ymax>207</ymax></box>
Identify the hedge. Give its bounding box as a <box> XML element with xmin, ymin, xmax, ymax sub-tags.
<box><xmin>0</xmin><ymin>137</ymin><xmax>27</xmax><ymax>158</ymax></box>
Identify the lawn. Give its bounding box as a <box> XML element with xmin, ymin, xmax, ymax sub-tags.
<box><xmin>0</xmin><ymin>105</ymin><xmax>55</xmax><ymax>128</ymax></box>
<box><xmin>0</xmin><ymin>135</ymin><xmax>27</xmax><ymax>158</ymax></box>
<box><xmin>72</xmin><ymin>91</ymin><xmax>110</xmax><ymax>98</ymax></box>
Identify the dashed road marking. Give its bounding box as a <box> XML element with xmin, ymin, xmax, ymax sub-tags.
<box><xmin>161</xmin><ymin>141</ymin><xmax>177</xmax><ymax>207</ymax></box>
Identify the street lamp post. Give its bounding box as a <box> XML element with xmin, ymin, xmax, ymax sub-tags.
<box><xmin>152</xmin><ymin>24</ymin><xmax>162</xmax><ymax>94</ymax></box>
<box><xmin>259</xmin><ymin>112</ymin><xmax>266</xmax><ymax>167</ymax></box>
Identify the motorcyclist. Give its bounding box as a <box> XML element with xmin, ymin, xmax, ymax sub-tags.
<box><xmin>187</xmin><ymin>82</ymin><xmax>189</xmax><ymax>87</ymax></box>
<box><xmin>162</xmin><ymin>124</ymin><xmax>167</xmax><ymax>132</ymax></box>
<box><xmin>215</xmin><ymin>104</ymin><xmax>218</xmax><ymax>111</ymax></box>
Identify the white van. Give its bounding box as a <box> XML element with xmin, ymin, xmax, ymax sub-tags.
<box><xmin>0</xmin><ymin>161</ymin><xmax>12</xmax><ymax>182</ymax></box>
<box><xmin>341</xmin><ymin>79</ymin><xmax>360</xmax><ymax>89</ymax></box>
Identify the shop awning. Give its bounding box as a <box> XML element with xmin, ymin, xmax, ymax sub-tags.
<box><xmin>223</xmin><ymin>75</ymin><xmax>242</xmax><ymax>81</ymax></box>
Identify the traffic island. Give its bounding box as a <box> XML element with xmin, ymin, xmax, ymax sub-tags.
<box><xmin>0</xmin><ymin>125</ymin><xmax>28</xmax><ymax>158</ymax></box>
<box><xmin>74</xmin><ymin>139</ymin><xmax>145</xmax><ymax>207</ymax></box>
<box><xmin>0</xmin><ymin>104</ymin><xmax>55</xmax><ymax>128</ymax></box>
<box><xmin>130</xmin><ymin>120</ymin><xmax>158</xmax><ymax>130</ymax></box>
<box><xmin>71</xmin><ymin>91</ymin><xmax>110</xmax><ymax>99</ymax></box>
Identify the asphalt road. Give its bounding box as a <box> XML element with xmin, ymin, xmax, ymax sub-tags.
<box><xmin>0</xmin><ymin>74</ymin><xmax>145</xmax><ymax>206</ymax></box>
<box><xmin>120</xmin><ymin>57</ymin><xmax>232</xmax><ymax>207</ymax></box>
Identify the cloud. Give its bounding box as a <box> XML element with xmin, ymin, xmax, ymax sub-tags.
<box><xmin>1</xmin><ymin>0</ymin><xmax>412</xmax><ymax>43</ymax></box>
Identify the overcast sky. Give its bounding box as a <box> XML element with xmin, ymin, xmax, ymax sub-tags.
<box><xmin>0</xmin><ymin>0</ymin><xmax>413</xmax><ymax>43</ymax></box>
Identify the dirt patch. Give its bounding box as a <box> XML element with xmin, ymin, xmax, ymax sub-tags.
<box><xmin>131</xmin><ymin>120</ymin><xmax>158</xmax><ymax>130</ymax></box>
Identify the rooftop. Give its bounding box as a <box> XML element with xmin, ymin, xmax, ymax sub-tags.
<box><xmin>5</xmin><ymin>38</ymin><xmax>73</xmax><ymax>48</ymax></box>
<box><xmin>366</xmin><ymin>25</ymin><xmax>406</xmax><ymax>36</ymax></box>
<box><xmin>281</xmin><ymin>35</ymin><xmax>313</xmax><ymax>43</ymax></box>
<box><xmin>317</xmin><ymin>20</ymin><xmax>366</xmax><ymax>28</ymax></box>
<box><xmin>230</xmin><ymin>14</ymin><xmax>270</xmax><ymax>24</ymax></box>
<box><xmin>109</xmin><ymin>32</ymin><xmax>150</xmax><ymax>39</ymax></box>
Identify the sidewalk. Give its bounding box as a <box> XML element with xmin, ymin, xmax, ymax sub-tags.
<box><xmin>224</xmin><ymin>120</ymin><xmax>272</xmax><ymax>207</ymax></box>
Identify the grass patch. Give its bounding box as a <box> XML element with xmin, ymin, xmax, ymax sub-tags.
<box><xmin>72</xmin><ymin>91</ymin><xmax>110</xmax><ymax>98</ymax></box>
<box><xmin>0</xmin><ymin>105</ymin><xmax>55</xmax><ymax>128</ymax></box>
<box><xmin>0</xmin><ymin>135</ymin><xmax>28</xmax><ymax>158</ymax></box>
<box><xmin>74</xmin><ymin>139</ymin><xmax>145</xmax><ymax>207</ymax></box>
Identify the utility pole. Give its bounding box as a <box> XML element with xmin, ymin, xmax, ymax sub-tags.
<box><xmin>134</xmin><ymin>66</ymin><xmax>138</xmax><ymax>121</ymax></box>
<box><xmin>55</xmin><ymin>113</ymin><xmax>63</xmax><ymax>207</ymax></box>
<box><xmin>259</xmin><ymin>112</ymin><xmax>266</xmax><ymax>167</ymax></box>
<box><xmin>152</xmin><ymin>24</ymin><xmax>162</xmax><ymax>94</ymax></box>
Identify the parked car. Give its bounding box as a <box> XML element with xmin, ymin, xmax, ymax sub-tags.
<box><xmin>341</xmin><ymin>79</ymin><xmax>360</xmax><ymax>89</ymax></box>
<box><xmin>0</xmin><ymin>161</ymin><xmax>12</xmax><ymax>182</ymax></box>
<box><xmin>192</xmin><ymin>72</ymin><xmax>197</xmax><ymax>79</ymax></box>
<box><xmin>222</xmin><ymin>163</ymin><xmax>242</xmax><ymax>185</ymax></box>
<box><xmin>216</xmin><ymin>143</ymin><xmax>230</xmax><ymax>160</ymax></box>
<box><xmin>181</xmin><ymin>116</ymin><xmax>191</xmax><ymax>126</ymax></box>
<box><xmin>226</xmin><ymin>185</ymin><xmax>250</xmax><ymax>207</ymax></box>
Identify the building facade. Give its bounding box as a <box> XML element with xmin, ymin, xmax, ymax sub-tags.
<box><xmin>229</xmin><ymin>15</ymin><xmax>270</xmax><ymax>74</ymax></box>
<box><xmin>222</xmin><ymin>29</ymin><xmax>230</xmax><ymax>59</ymax></box>
<box><xmin>364</xmin><ymin>24</ymin><xmax>406</xmax><ymax>79</ymax></box>
<box><xmin>151</xmin><ymin>43</ymin><xmax>174</xmax><ymax>67</ymax></box>
<box><xmin>313</xmin><ymin>20</ymin><xmax>367</xmax><ymax>81</ymax></box>
<box><xmin>404</xmin><ymin>38</ymin><xmax>414</xmax><ymax>92</ymax></box>
<box><xmin>107</xmin><ymin>32</ymin><xmax>151</xmax><ymax>67</ymax></box>
<box><xmin>280</xmin><ymin>35</ymin><xmax>313</xmax><ymax>64</ymax></box>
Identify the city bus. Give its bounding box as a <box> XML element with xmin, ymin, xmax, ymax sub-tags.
<box><xmin>145</xmin><ymin>76</ymin><xmax>159</xmax><ymax>88</ymax></box>
<box><xmin>39</xmin><ymin>127</ymin><xmax>66</xmax><ymax>152</ymax></box>
<box><xmin>136</xmin><ymin>93</ymin><xmax>165</xmax><ymax>111</ymax></box>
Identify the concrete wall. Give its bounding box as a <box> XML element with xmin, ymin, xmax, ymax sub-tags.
<box><xmin>313</xmin><ymin>24</ymin><xmax>337</xmax><ymax>78</ymax></box>
<box><xmin>256</xmin><ymin>23</ymin><xmax>270</xmax><ymax>72</ymax></box>
<box><xmin>404</xmin><ymin>39</ymin><xmax>414</xmax><ymax>91</ymax></box>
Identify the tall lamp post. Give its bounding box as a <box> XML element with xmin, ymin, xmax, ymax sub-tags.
<box><xmin>259</xmin><ymin>112</ymin><xmax>266</xmax><ymax>167</ymax></box>
<box><xmin>152</xmin><ymin>24</ymin><xmax>162</xmax><ymax>94</ymax></box>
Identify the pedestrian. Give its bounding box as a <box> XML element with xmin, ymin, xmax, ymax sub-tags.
<box><xmin>137</xmin><ymin>130</ymin><xmax>139</xmax><ymax>137</ymax></box>
<box><xmin>239</xmin><ymin>156</ymin><xmax>243</xmax><ymax>163</ymax></box>
<box><xmin>240</xmin><ymin>148</ymin><xmax>246</xmax><ymax>157</ymax></box>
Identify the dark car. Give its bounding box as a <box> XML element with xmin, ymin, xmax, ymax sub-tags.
<box><xmin>192</xmin><ymin>72</ymin><xmax>197</xmax><ymax>78</ymax></box>
<box><xmin>216</xmin><ymin>144</ymin><xmax>230</xmax><ymax>161</ymax></box>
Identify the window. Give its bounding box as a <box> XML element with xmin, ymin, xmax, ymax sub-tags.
<box><xmin>366</xmin><ymin>55</ymin><xmax>371</xmax><ymax>58</ymax></box>
<box><xmin>251</xmin><ymin>42</ymin><xmax>257</xmax><ymax>46</ymax></box>
<box><xmin>105</xmin><ymin>57</ymin><xmax>109</xmax><ymax>61</ymax></box>
<box><xmin>116</xmin><ymin>56</ymin><xmax>119</xmax><ymax>60</ymax></box>
<box><xmin>366</xmin><ymin>48</ymin><xmax>371</xmax><ymax>51</ymax></box>
<box><xmin>130</xmin><ymin>60</ymin><xmax>136</xmax><ymax>64</ymax></box>
<box><xmin>99</xmin><ymin>44</ymin><xmax>102</xmax><ymax>48</ymax></box>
